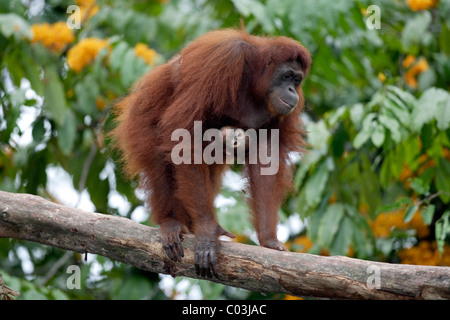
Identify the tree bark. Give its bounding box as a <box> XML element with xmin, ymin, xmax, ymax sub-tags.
<box><xmin>0</xmin><ymin>190</ymin><xmax>449</xmax><ymax>300</ymax></box>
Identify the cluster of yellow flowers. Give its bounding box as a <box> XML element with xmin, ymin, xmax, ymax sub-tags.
<box><xmin>399</xmin><ymin>241</ymin><xmax>450</xmax><ymax>266</ymax></box>
<box><xmin>403</xmin><ymin>55</ymin><xmax>429</xmax><ymax>89</ymax></box>
<box><xmin>290</xmin><ymin>235</ymin><xmax>313</xmax><ymax>253</ymax></box>
<box><xmin>67</xmin><ymin>38</ymin><xmax>109</xmax><ymax>73</ymax></box>
<box><xmin>31</xmin><ymin>21</ymin><xmax>75</xmax><ymax>52</ymax></box>
<box><xmin>134</xmin><ymin>43</ymin><xmax>159</xmax><ymax>66</ymax></box>
<box><xmin>371</xmin><ymin>210</ymin><xmax>429</xmax><ymax>238</ymax></box>
<box><xmin>77</xmin><ymin>0</ymin><xmax>99</xmax><ymax>22</ymax></box>
<box><xmin>406</xmin><ymin>0</ymin><xmax>439</xmax><ymax>11</ymax></box>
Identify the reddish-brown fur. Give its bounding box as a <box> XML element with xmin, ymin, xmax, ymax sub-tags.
<box><xmin>110</xmin><ymin>29</ymin><xmax>311</xmax><ymax>275</ymax></box>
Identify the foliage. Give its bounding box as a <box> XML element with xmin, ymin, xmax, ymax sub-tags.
<box><xmin>0</xmin><ymin>0</ymin><xmax>450</xmax><ymax>299</ymax></box>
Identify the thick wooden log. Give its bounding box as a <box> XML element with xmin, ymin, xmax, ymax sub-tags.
<box><xmin>0</xmin><ymin>190</ymin><xmax>449</xmax><ymax>299</ymax></box>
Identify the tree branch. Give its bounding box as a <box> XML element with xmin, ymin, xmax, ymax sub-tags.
<box><xmin>1</xmin><ymin>190</ymin><xmax>449</xmax><ymax>300</ymax></box>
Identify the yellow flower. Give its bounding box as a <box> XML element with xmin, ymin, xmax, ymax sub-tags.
<box><xmin>233</xmin><ymin>234</ymin><xmax>250</xmax><ymax>244</ymax></box>
<box><xmin>399</xmin><ymin>241</ymin><xmax>450</xmax><ymax>266</ymax></box>
<box><xmin>77</xmin><ymin>0</ymin><xmax>100</xmax><ymax>22</ymax></box>
<box><xmin>67</xmin><ymin>38</ymin><xmax>109</xmax><ymax>73</ymax></box>
<box><xmin>371</xmin><ymin>210</ymin><xmax>405</xmax><ymax>237</ymax></box>
<box><xmin>377</xmin><ymin>72</ymin><xmax>387</xmax><ymax>83</ymax></box>
<box><xmin>292</xmin><ymin>235</ymin><xmax>313</xmax><ymax>253</ymax></box>
<box><xmin>414</xmin><ymin>58</ymin><xmax>429</xmax><ymax>73</ymax></box>
<box><xmin>399</xmin><ymin>164</ymin><xmax>413</xmax><ymax>182</ymax></box>
<box><xmin>283</xmin><ymin>295</ymin><xmax>304</xmax><ymax>300</ymax></box>
<box><xmin>134</xmin><ymin>43</ymin><xmax>159</xmax><ymax>66</ymax></box>
<box><xmin>403</xmin><ymin>56</ymin><xmax>429</xmax><ymax>89</ymax></box>
<box><xmin>406</xmin><ymin>0</ymin><xmax>439</xmax><ymax>11</ymax></box>
<box><xmin>371</xmin><ymin>210</ymin><xmax>429</xmax><ymax>238</ymax></box>
<box><xmin>96</xmin><ymin>97</ymin><xmax>106</xmax><ymax>110</ymax></box>
<box><xmin>443</xmin><ymin>148</ymin><xmax>450</xmax><ymax>161</ymax></box>
<box><xmin>402</xmin><ymin>55</ymin><xmax>416</xmax><ymax>68</ymax></box>
<box><xmin>408</xmin><ymin>210</ymin><xmax>430</xmax><ymax>238</ymax></box>
<box><xmin>31</xmin><ymin>21</ymin><xmax>75</xmax><ymax>52</ymax></box>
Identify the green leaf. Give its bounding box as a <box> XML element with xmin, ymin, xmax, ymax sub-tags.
<box><xmin>435</xmin><ymin>98</ymin><xmax>450</xmax><ymax>131</ymax></box>
<box><xmin>435</xmin><ymin>210</ymin><xmax>450</xmax><ymax>254</ymax></box>
<box><xmin>353</xmin><ymin>130</ymin><xmax>370</xmax><ymax>149</ymax></box>
<box><xmin>401</xmin><ymin>11</ymin><xmax>431</xmax><ymax>50</ymax></box>
<box><xmin>362</xmin><ymin>113</ymin><xmax>377</xmax><ymax>130</ymax></box>
<box><xmin>22</xmin><ymin>288</ymin><xmax>48</xmax><ymax>300</ymax></box>
<box><xmin>0</xmin><ymin>13</ymin><xmax>32</xmax><ymax>39</ymax></box>
<box><xmin>409</xmin><ymin>177</ymin><xmax>430</xmax><ymax>195</ymax></box>
<box><xmin>359</xmin><ymin>156</ymin><xmax>381</xmax><ymax>215</ymax></box>
<box><xmin>51</xmin><ymin>289</ymin><xmax>69</xmax><ymax>300</ymax></box>
<box><xmin>43</xmin><ymin>66</ymin><xmax>67</xmax><ymax>126</ymax></box>
<box><xmin>74</xmin><ymin>74</ymin><xmax>100</xmax><ymax>116</ymax></box>
<box><xmin>132</xmin><ymin>53</ymin><xmax>150</xmax><ymax>80</ymax></box>
<box><xmin>294</xmin><ymin>160</ymin><xmax>311</xmax><ymax>190</ymax></box>
<box><xmin>86</xmin><ymin>153</ymin><xmax>109</xmax><ymax>212</ymax></box>
<box><xmin>231</xmin><ymin>0</ymin><xmax>273</xmax><ymax>33</ymax></box>
<box><xmin>331</xmin><ymin>123</ymin><xmax>348</xmax><ymax>158</ymax></box>
<box><xmin>327</xmin><ymin>105</ymin><xmax>347</xmax><ymax>127</ymax></box>
<box><xmin>10</xmin><ymin>88</ymin><xmax>26</xmax><ymax>107</ymax></box>
<box><xmin>376</xmin><ymin>198</ymin><xmax>412</xmax><ymax>215</ymax></box>
<box><xmin>329</xmin><ymin>216</ymin><xmax>353</xmax><ymax>256</ymax></box>
<box><xmin>32</xmin><ymin>118</ymin><xmax>46</xmax><ymax>142</ymax></box>
<box><xmin>306</xmin><ymin>120</ymin><xmax>331</xmax><ymax>149</ymax></box>
<box><xmin>402</xmin><ymin>135</ymin><xmax>421</xmax><ymax>169</ymax></box>
<box><xmin>58</xmin><ymin>109</ymin><xmax>77</xmax><ymax>156</ymax></box>
<box><xmin>421</xmin><ymin>204</ymin><xmax>435</xmax><ymax>225</ymax></box>
<box><xmin>439</xmin><ymin>22</ymin><xmax>450</xmax><ymax>55</ymax></box>
<box><xmin>354</xmin><ymin>113</ymin><xmax>378</xmax><ymax>149</ymax></box>
<box><xmin>417</xmin><ymin>166</ymin><xmax>435</xmax><ymax>192</ymax></box>
<box><xmin>22</xmin><ymin>56</ymin><xmax>44</xmax><ymax>96</ymax></box>
<box><xmin>318</xmin><ymin>203</ymin><xmax>345</xmax><ymax>248</ymax></box>
<box><xmin>110</xmin><ymin>41</ymin><xmax>130</xmax><ymax>73</ymax></box>
<box><xmin>378</xmin><ymin>114</ymin><xmax>401</xmax><ymax>143</ymax></box>
<box><xmin>114</xmin><ymin>274</ymin><xmax>152</xmax><ymax>300</ymax></box>
<box><xmin>380</xmin><ymin>152</ymin><xmax>393</xmax><ymax>187</ymax></box>
<box><xmin>387</xmin><ymin>86</ymin><xmax>416</xmax><ymax>109</ymax></box>
<box><xmin>411</xmin><ymin>88</ymin><xmax>447</xmax><ymax>132</ymax></box>
<box><xmin>3</xmin><ymin>52</ymin><xmax>25</xmax><ymax>86</ymax></box>
<box><xmin>121</xmin><ymin>48</ymin><xmax>139</xmax><ymax>88</ymax></box>
<box><xmin>420</xmin><ymin>123</ymin><xmax>433</xmax><ymax>151</ymax></box>
<box><xmin>352</xmin><ymin>220</ymin><xmax>372</xmax><ymax>259</ymax></box>
<box><xmin>418</xmin><ymin>68</ymin><xmax>436</xmax><ymax>91</ymax></box>
<box><xmin>218</xmin><ymin>199</ymin><xmax>252</xmax><ymax>235</ymax></box>
<box><xmin>436</xmin><ymin>159</ymin><xmax>450</xmax><ymax>203</ymax></box>
<box><xmin>22</xmin><ymin>149</ymin><xmax>47</xmax><ymax>194</ymax></box>
<box><xmin>304</xmin><ymin>163</ymin><xmax>330</xmax><ymax>208</ymax></box>
<box><xmin>307</xmin><ymin>198</ymin><xmax>329</xmax><ymax>240</ymax></box>
<box><xmin>403</xmin><ymin>204</ymin><xmax>418</xmax><ymax>223</ymax></box>
<box><xmin>371</xmin><ymin>123</ymin><xmax>385</xmax><ymax>147</ymax></box>
<box><xmin>383</xmin><ymin>98</ymin><xmax>410</xmax><ymax>127</ymax></box>
<box><xmin>349</xmin><ymin>103</ymin><xmax>364</xmax><ymax>128</ymax></box>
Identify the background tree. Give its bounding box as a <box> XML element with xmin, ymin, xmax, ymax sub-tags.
<box><xmin>0</xmin><ymin>0</ymin><xmax>449</xmax><ymax>299</ymax></box>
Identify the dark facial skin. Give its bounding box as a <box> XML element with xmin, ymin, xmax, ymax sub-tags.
<box><xmin>268</xmin><ymin>60</ymin><xmax>303</xmax><ymax>116</ymax></box>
